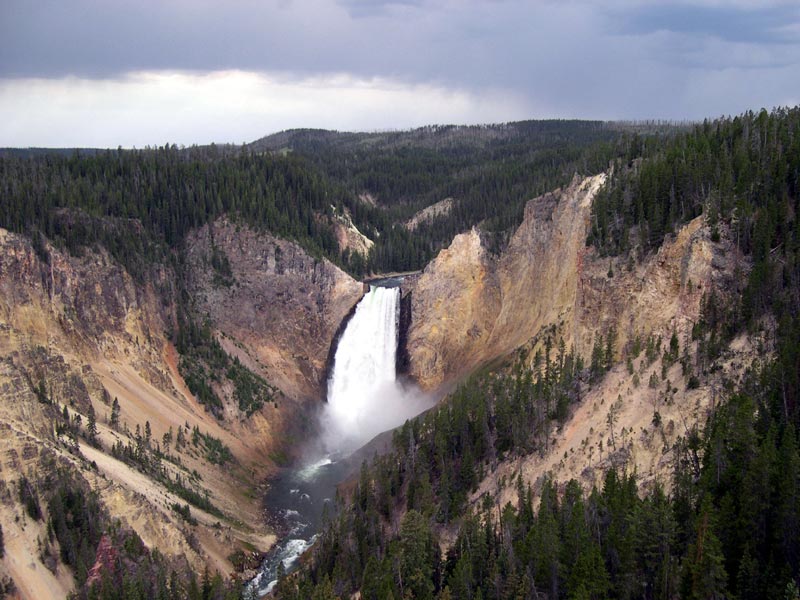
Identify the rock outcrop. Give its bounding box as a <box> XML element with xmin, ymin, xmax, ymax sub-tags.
<box><xmin>406</xmin><ymin>174</ymin><xmax>607</xmax><ymax>389</ymax></box>
<box><xmin>332</xmin><ymin>208</ymin><xmax>374</xmax><ymax>257</ymax></box>
<box><xmin>0</xmin><ymin>227</ymin><xmax>173</xmax><ymax>392</ymax></box>
<box><xmin>405</xmin><ymin>197</ymin><xmax>454</xmax><ymax>231</ymax></box>
<box><xmin>184</xmin><ymin>217</ymin><xmax>364</xmax><ymax>401</ymax></box>
<box><xmin>404</xmin><ymin>227</ymin><xmax>500</xmax><ymax>388</ymax></box>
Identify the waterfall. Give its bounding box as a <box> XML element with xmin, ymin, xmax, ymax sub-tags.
<box><xmin>250</xmin><ymin>283</ymin><xmax>433</xmax><ymax>597</ymax></box>
<box><xmin>324</xmin><ymin>285</ymin><xmax>402</xmax><ymax>452</ymax></box>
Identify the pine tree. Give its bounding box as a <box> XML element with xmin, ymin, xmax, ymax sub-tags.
<box><xmin>532</xmin><ymin>478</ymin><xmax>561</xmax><ymax>599</ymax></box>
<box><xmin>311</xmin><ymin>576</ymin><xmax>337</xmax><ymax>600</ymax></box>
<box><xmin>637</xmin><ymin>484</ymin><xmax>677</xmax><ymax>600</ymax></box>
<box><xmin>682</xmin><ymin>496</ymin><xmax>728</xmax><ymax>600</ymax></box>
<box><xmin>604</xmin><ymin>326</ymin><xmax>617</xmax><ymax>370</ymax></box>
<box><xmin>772</xmin><ymin>423</ymin><xmax>800</xmax><ymax>584</ymax></box>
<box><xmin>110</xmin><ymin>397</ymin><xmax>120</xmax><ymax>428</ymax></box>
<box><xmin>274</xmin><ymin>561</ymin><xmax>297</xmax><ymax>600</ymax></box>
<box><xmin>398</xmin><ymin>510</ymin><xmax>436</xmax><ymax>600</ymax></box>
<box><xmin>590</xmin><ymin>333</ymin><xmax>607</xmax><ymax>381</ymax></box>
<box><xmin>87</xmin><ymin>403</ymin><xmax>98</xmax><ymax>446</ymax></box>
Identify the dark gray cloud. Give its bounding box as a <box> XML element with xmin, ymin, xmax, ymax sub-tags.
<box><xmin>612</xmin><ymin>2</ymin><xmax>800</xmax><ymax>45</ymax></box>
<box><xmin>1</xmin><ymin>0</ymin><xmax>449</xmax><ymax>79</ymax></box>
<box><xmin>0</xmin><ymin>0</ymin><xmax>798</xmax><ymax>134</ymax></box>
<box><xmin>337</xmin><ymin>0</ymin><xmax>426</xmax><ymax>18</ymax></box>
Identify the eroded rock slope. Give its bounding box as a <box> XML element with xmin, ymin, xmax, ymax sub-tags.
<box><xmin>405</xmin><ymin>173</ymin><xmax>749</xmax><ymax>495</ymax></box>
<box><xmin>185</xmin><ymin>217</ymin><xmax>364</xmax><ymax>402</ymax></box>
<box><xmin>0</xmin><ymin>219</ymin><xmax>364</xmax><ymax>598</ymax></box>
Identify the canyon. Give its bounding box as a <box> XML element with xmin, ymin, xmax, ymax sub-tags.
<box><xmin>0</xmin><ymin>172</ymin><xmax>752</xmax><ymax>597</ymax></box>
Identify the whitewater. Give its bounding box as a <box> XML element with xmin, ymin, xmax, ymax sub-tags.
<box><xmin>325</xmin><ymin>285</ymin><xmax>405</xmax><ymax>452</ymax></box>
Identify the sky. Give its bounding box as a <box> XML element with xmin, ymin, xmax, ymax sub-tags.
<box><xmin>1</xmin><ymin>0</ymin><xmax>799</xmax><ymax>147</ymax></box>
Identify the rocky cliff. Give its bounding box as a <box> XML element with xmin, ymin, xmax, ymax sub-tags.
<box><xmin>405</xmin><ymin>173</ymin><xmax>750</xmax><ymax>496</ymax></box>
<box><xmin>406</xmin><ymin>174</ymin><xmax>606</xmax><ymax>389</ymax></box>
<box><xmin>0</xmin><ymin>219</ymin><xmax>364</xmax><ymax>598</ymax></box>
<box><xmin>184</xmin><ymin>217</ymin><xmax>364</xmax><ymax>402</ymax></box>
<box><xmin>405</xmin><ymin>197</ymin><xmax>454</xmax><ymax>231</ymax></box>
<box><xmin>403</xmin><ymin>225</ymin><xmax>500</xmax><ymax>389</ymax></box>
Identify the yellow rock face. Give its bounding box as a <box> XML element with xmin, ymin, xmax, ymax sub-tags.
<box><xmin>407</xmin><ymin>174</ymin><xmax>608</xmax><ymax>390</ymax></box>
<box><xmin>407</xmin><ymin>173</ymin><xmax>736</xmax><ymax>391</ymax></box>
<box><xmin>405</xmin><ymin>172</ymin><xmax>750</xmax><ymax>501</ymax></box>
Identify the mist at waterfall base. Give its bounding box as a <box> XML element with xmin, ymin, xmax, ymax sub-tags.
<box><xmin>322</xmin><ymin>285</ymin><xmax>433</xmax><ymax>455</ymax></box>
<box><xmin>249</xmin><ymin>284</ymin><xmax>434</xmax><ymax>596</ymax></box>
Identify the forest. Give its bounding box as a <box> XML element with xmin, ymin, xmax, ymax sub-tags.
<box><xmin>0</xmin><ymin>120</ymin><xmax>640</xmax><ymax>278</ymax></box>
<box><xmin>250</xmin><ymin>121</ymin><xmax>654</xmax><ymax>262</ymax></box>
<box><xmin>275</xmin><ymin>338</ymin><xmax>799</xmax><ymax>599</ymax></box>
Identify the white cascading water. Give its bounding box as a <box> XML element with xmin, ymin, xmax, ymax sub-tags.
<box><xmin>323</xmin><ymin>283</ymin><xmax>433</xmax><ymax>453</ymax></box>
<box><xmin>324</xmin><ymin>285</ymin><xmax>402</xmax><ymax>452</ymax></box>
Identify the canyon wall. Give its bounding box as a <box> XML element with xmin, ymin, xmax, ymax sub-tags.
<box><xmin>404</xmin><ymin>173</ymin><xmax>749</xmax><ymax>497</ymax></box>
<box><xmin>406</xmin><ymin>172</ymin><xmax>741</xmax><ymax>391</ymax></box>
<box><xmin>0</xmin><ymin>219</ymin><xmax>364</xmax><ymax>597</ymax></box>
<box><xmin>184</xmin><ymin>217</ymin><xmax>364</xmax><ymax>402</ymax></box>
<box><xmin>406</xmin><ymin>174</ymin><xmax>607</xmax><ymax>389</ymax></box>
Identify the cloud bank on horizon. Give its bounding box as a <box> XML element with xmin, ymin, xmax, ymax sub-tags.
<box><xmin>1</xmin><ymin>0</ymin><xmax>798</xmax><ymax>147</ymax></box>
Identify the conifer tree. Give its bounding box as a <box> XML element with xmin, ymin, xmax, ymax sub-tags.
<box><xmin>110</xmin><ymin>397</ymin><xmax>120</xmax><ymax>428</ymax></box>
<box><xmin>87</xmin><ymin>403</ymin><xmax>98</xmax><ymax>446</ymax></box>
<box><xmin>399</xmin><ymin>510</ymin><xmax>437</xmax><ymax>600</ymax></box>
<box><xmin>682</xmin><ymin>496</ymin><xmax>728</xmax><ymax>600</ymax></box>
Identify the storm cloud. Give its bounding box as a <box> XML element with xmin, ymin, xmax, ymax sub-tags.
<box><xmin>1</xmin><ymin>0</ymin><xmax>798</xmax><ymax>146</ymax></box>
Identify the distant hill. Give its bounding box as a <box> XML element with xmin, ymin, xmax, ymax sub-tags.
<box><xmin>1</xmin><ymin>120</ymin><xmax>655</xmax><ymax>277</ymax></box>
<box><xmin>0</xmin><ymin>146</ymin><xmax>104</xmax><ymax>158</ymax></box>
<box><xmin>248</xmin><ymin>120</ymin><xmax>653</xmax><ymax>271</ymax></box>
<box><xmin>249</xmin><ymin>120</ymin><xmax>684</xmax><ymax>154</ymax></box>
